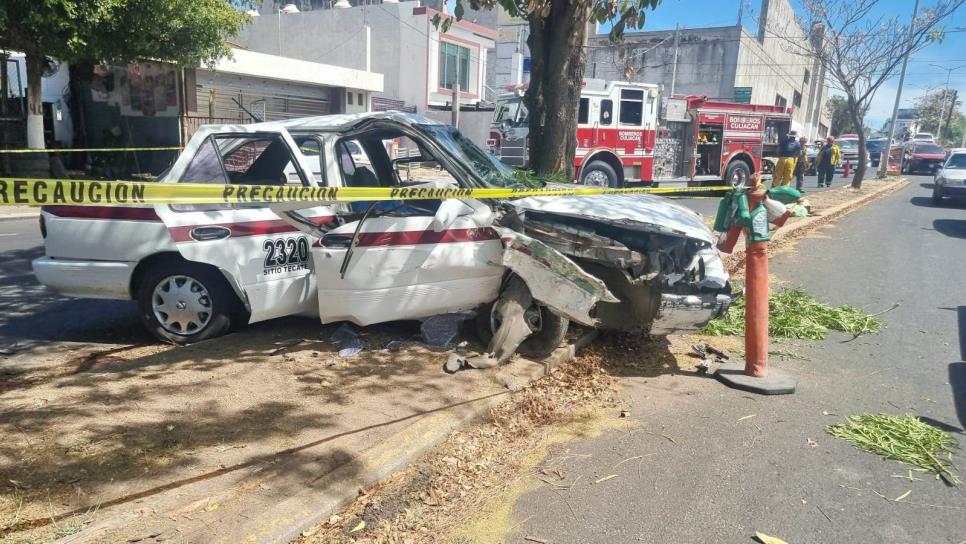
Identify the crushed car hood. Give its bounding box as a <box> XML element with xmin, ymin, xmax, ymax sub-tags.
<box><xmin>510</xmin><ymin>191</ymin><xmax>714</xmax><ymax>243</ymax></box>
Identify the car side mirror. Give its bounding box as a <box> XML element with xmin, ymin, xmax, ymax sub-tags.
<box><xmin>429</xmin><ymin>198</ymin><xmax>473</xmax><ymax>232</ymax></box>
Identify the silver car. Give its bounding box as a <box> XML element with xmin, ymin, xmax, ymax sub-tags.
<box><xmin>933</xmin><ymin>150</ymin><xmax>966</xmax><ymax>205</ymax></box>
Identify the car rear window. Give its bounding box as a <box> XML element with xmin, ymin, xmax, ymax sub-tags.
<box><xmin>915</xmin><ymin>144</ymin><xmax>944</xmax><ymax>154</ymax></box>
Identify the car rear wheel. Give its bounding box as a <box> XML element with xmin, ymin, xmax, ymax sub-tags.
<box><xmin>476</xmin><ymin>302</ymin><xmax>568</xmax><ymax>359</ymax></box>
<box><xmin>725</xmin><ymin>160</ymin><xmax>751</xmax><ymax>188</ymax></box>
<box><xmin>137</xmin><ymin>260</ymin><xmax>244</xmax><ymax>345</ymax></box>
<box><xmin>580</xmin><ymin>161</ymin><xmax>621</xmax><ymax>188</ymax></box>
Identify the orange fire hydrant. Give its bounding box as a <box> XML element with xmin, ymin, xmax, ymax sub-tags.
<box><xmin>712</xmin><ymin>177</ymin><xmax>797</xmax><ymax>395</ymax></box>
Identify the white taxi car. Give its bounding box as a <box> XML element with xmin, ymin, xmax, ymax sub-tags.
<box><xmin>34</xmin><ymin>112</ymin><xmax>731</xmax><ymax>358</ymax></box>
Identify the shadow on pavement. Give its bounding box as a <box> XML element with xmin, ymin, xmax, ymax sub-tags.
<box><xmin>950</xmin><ymin>363</ymin><xmax>966</xmax><ymax>432</ymax></box>
<box><xmin>0</xmin><ymin>245</ymin><xmax>149</xmax><ymax>349</ymax></box>
<box><xmin>932</xmin><ymin>219</ymin><xmax>966</xmax><ymax>239</ymax></box>
<box><xmin>908</xmin><ymin>196</ymin><xmax>936</xmax><ymax>207</ymax></box>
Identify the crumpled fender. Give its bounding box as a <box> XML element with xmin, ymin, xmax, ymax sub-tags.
<box><xmin>493</xmin><ymin>226</ymin><xmax>618</xmax><ymax>327</ymax></box>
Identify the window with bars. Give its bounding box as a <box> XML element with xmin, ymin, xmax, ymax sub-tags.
<box><xmin>439</xmin><ymin>41</ymin><xmax>470</xmax><ymax>91</ymax></box>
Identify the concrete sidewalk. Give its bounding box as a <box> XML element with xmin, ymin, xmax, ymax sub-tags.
<box><xmin>0</xmin><ymin>205</ymin><xmax>38</xmax><ymax>221</ymax></box>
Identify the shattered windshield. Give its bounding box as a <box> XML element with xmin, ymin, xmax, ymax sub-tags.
<box><xmin>418</xmin><ymin>124</ymin><xmax>534</xmax><ymax>188</ymax></box>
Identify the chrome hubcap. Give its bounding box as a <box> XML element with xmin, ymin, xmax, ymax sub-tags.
<box><xmin>152</xmin><ymin>275</ymin><xmax>212</xmax><ymax>335</ymax></box>
<box><xmin>584</xmin><ymin>170</ymin><xmax>609</xmax><ymax>187</ymax></box>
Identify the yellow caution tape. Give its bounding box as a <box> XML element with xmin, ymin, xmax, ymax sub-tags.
<box><xmin>0</xmin><ymin>146</ymin><xmax>182</xmax><ymax>154</ymax></box>
<box><xmin>0</xmin><ymin>177</ymin><xmax>732</xmax><ymax>207</ymax></box>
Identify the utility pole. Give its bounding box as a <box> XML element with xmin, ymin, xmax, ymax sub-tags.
<box><xmin>670</xmin><ymin>24</ymin><xmax>681</xmax><ymax>96</ymax></box>
<box><xmin>879</xmin><ymin>0</ymin><xmax>919</xmax><ymax>177</ymax></box>
<box><xmin>930</xmin><ymin>63</ymin><xmax>966</xmax><ymax>143</ymax></box>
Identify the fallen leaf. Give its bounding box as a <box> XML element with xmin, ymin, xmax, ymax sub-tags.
<box><xmin>205</xmin><ymin>503</ymin><xmax>220</xmax><ymax>512</ymax></box>
<box><xmin>349</xmin><ymin>519</ymin><xmax>365</xmax><ymax>533</ymax></box>
<box><xmin>893</xmin><ymin>490</ymin><xmax>911</xmax><ymax>502</ymax></box>
<box><xmin>755</xmin><ymin>531</ymin><xmax>789</xmax><ymax>544</ymax></box>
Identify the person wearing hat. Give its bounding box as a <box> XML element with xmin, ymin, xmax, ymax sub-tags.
<box><xmin>794</xmin><ymin>135</ymin><xmax>809</xmax><ymax>192</ymax></box>
<box><xmin>774</xmin><ymin>129</ymin><xmax>801</xmax><ymax>186</ymax></box>
<box><xmin>815</xmin><ymin>136</ymin><xmax>841</xmax><ymax>188</ymax></box>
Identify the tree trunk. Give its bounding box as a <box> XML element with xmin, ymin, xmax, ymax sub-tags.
<box><xmin>846</xmin><ymin>94</ymin><xmax>866</xmax><ymax>188</ymax></box>
<box><xmin>25</xmin><ymin>51</ymin><xmax>46</xmax><ymax>149</ymax></box>
<box><xmin>524</xmin><ymin>0</ymin><xmax>589</xmax><ymax>179</ymax></box>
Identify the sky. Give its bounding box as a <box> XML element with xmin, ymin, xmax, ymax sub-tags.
<box><xmin>595</xmin><ymin>0</ymin><xmax>966</xmax><ymax>128</ymax></box>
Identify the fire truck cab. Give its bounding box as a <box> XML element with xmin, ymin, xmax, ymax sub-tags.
<box><xmin>489</xmin><ymin>80</ymin><xmax>793</xmax><ymax>188</ymax></box>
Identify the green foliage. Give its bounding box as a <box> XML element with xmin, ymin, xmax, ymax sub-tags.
<box><xmin>0</xmin><ymin>0</ymin><xmax>256</xmax><ymax>66</ymax></box>
<box><xmin>828</xmin><ymin>414</ymin><xmax>960</xmax><ymax>484</ymax></box>
<box><xmin>704</xmin><ymin>288</ymin><xmax>883</xmax><ymax>340</ymax></box>
<box><xmin>511</xmin><ymin>168</ymin><xmax>568</xmax><ymax>188</ymax></box>
<box><xmin>826</xmin><ymin>95</ymin><xmax>864</xmax><ymax>136</ymax></box>
<box><xmin>915</xmin><ymin>89</ymin><xmax>962</xmax><ymax>144</ymax></box>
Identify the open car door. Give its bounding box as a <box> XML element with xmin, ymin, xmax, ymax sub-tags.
<box><xmin>155</xmin><ymin>126</ymin><xmax>339</xmax><ymax>323</ymax></box>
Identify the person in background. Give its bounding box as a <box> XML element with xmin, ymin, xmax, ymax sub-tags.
<box><xmin>794</xmin><ymin>136</ymin><xmax>809</xmax><ymax>192</ymax></box>
<box><xmin>815</xmin><ymin>136</ymin><xmax>841</xmax><ymax>188</ymax></box>
<box><xmin>774</xmin><ymin>130</ymin><xmax>801</xmax><ymax>186</ymax></box>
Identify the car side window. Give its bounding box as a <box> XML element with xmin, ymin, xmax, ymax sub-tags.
<box><xmin>175</xmin><ymin>132</ymin><xmax>307</xmax><ymax>212</ymax></box>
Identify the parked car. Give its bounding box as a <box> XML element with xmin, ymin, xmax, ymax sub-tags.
<box><xmin>902</xmin><ymin>141</ymin><xmax>946</xmax><ymax>174</ymax></box>
<box><xmin>836</xmin><ymin>138</ymin><xmax>861</xmax><ymax>169</ymax></box>
<box><xmin>33</xmin><ymin>112</ymin><xmax>731</xmax><ymax>361</ymax></box>
<box><xmin>914</xmin><ymin>132</ymin><xmax>935</xmax><ymax>142</ymax></box>
<box><xmin>866</xmin><ymin>138</ymin><xmax>886</xmax><ymax>167</ymax></box>
<box><xmin>932</xmin><ymin>149</ymin><xmax>966</xmax><ymax>205</ymax></box>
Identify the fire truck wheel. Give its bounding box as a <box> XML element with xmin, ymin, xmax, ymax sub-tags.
<box><xmin>725</xmin><ymin>160</ymin><xmax>751</xmax><ymax>188</ymax></box>
<box><xmin>580</xmin><ymin>161</ymin><xmax>621</xmax><ymax>188</ymax></box>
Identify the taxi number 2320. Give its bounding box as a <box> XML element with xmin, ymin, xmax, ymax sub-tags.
<box><xmin>262</xmin><ymin>236</ymin><xmax>310</xmax><ymax>274</ymax></box>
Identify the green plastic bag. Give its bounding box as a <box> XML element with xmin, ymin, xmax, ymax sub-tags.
<box><xmin>767</xmin><ymin>186</ymin><xmax>802</xmax><ymax>204</ymax></box>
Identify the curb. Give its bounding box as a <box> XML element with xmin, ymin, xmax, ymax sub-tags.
<box><xmin>0</xmin><ymin>212</ymin><xmax>39</xmax><ymax>222</ymax></box>
<box><xmin>722</xmin><ymin>179</ymin><xmax>910</xmax><ymax>273</ymax></box>
<box><xmin>249</xmin><ymin>344</ymin><xmax>577</xmax><ymax>544</ymax></box>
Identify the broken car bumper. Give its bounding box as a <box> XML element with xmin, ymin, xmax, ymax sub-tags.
<box><xmin>649</xmin><ymin>292</ymin><xmax>731</xmax><ymax>335</ymax></box>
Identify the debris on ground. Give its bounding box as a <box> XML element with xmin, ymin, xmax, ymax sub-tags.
<box><xmin>420</xmin><ymin>312</ymin><xmax>474</xmax><ymax>347</ymax></box>
<box><xmin>704</xmin><ymin>288</ymin><xmax>884</xmax><ymax>340</ymax></box>
<box><xmin>295</xmin><ymin>344</ymin><xmax>620</xmax><ymax>544</ymax></box>
<box><xmin>827</xmin><ymin>414</ymin><xmax>960</xmax><ymax>484</ymax></box>
<box><xmin>755</xmin><ymin>531</ymin><xmax>789</xmax><ymax>544</ymax></box>
<box><xmin>270</xmin><ymin>339</ymin><xmax>304</xmax><ymax>356</ymax></box>
<box><xmin>337</xmin><ymin>338</ymin><xmax>369</xmax><ymax>358</ymax></box>
<box><xmin>690</xmin><ymin>341</ymin><xmax>732</xmax><ymax>373</ymax></box>
<box><xmin>328</xmin><ymin>323</ymin><xmax>360</xmax><ymax>345</ymax></box>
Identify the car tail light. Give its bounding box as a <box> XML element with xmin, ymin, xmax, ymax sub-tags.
<box><xmin>39</xmin><ymin>213</ymin><xmax>47</xmax><ymax>239</ymax></box>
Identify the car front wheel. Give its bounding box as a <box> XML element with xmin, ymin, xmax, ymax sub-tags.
<box><xmin>137</xmin><ymin>260</ymin><xmax>244</xmax><ymax>345</ymax></box>
<box><xmin>476</xmin><ymin>302</ymin><xmax>568</xmax><ymax>359</ymax></box>
<box><xmin>932</xmin><ymin>185</ymin><xmax>944</xmax><ymax>206</ymax></box>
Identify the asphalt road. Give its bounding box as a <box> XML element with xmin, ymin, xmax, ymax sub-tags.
<box><xmin>508</xmin><ymin>175</ymin><xmax>966</xmax><ymax>543</ymax></box>
<box><xmin>0</xmin><ymin>217</ymin><xmax>149</xmax><ymax>352</ymax></box>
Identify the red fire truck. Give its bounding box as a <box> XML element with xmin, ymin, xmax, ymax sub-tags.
<box><xmin>488</xmin><ymin>79</ymin><xmax>794</xmax><ymax>187</ymax></box>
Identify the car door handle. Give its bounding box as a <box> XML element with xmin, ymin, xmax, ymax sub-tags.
<box><xmin>190</xmin><ymin>226</ymin><xmax>231</xmax><ymax>241</ymax></box>
<box><xmin>321</xmin><ymin>234</ymin><xmax>354</xmax><ymax>248</ymax></box>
